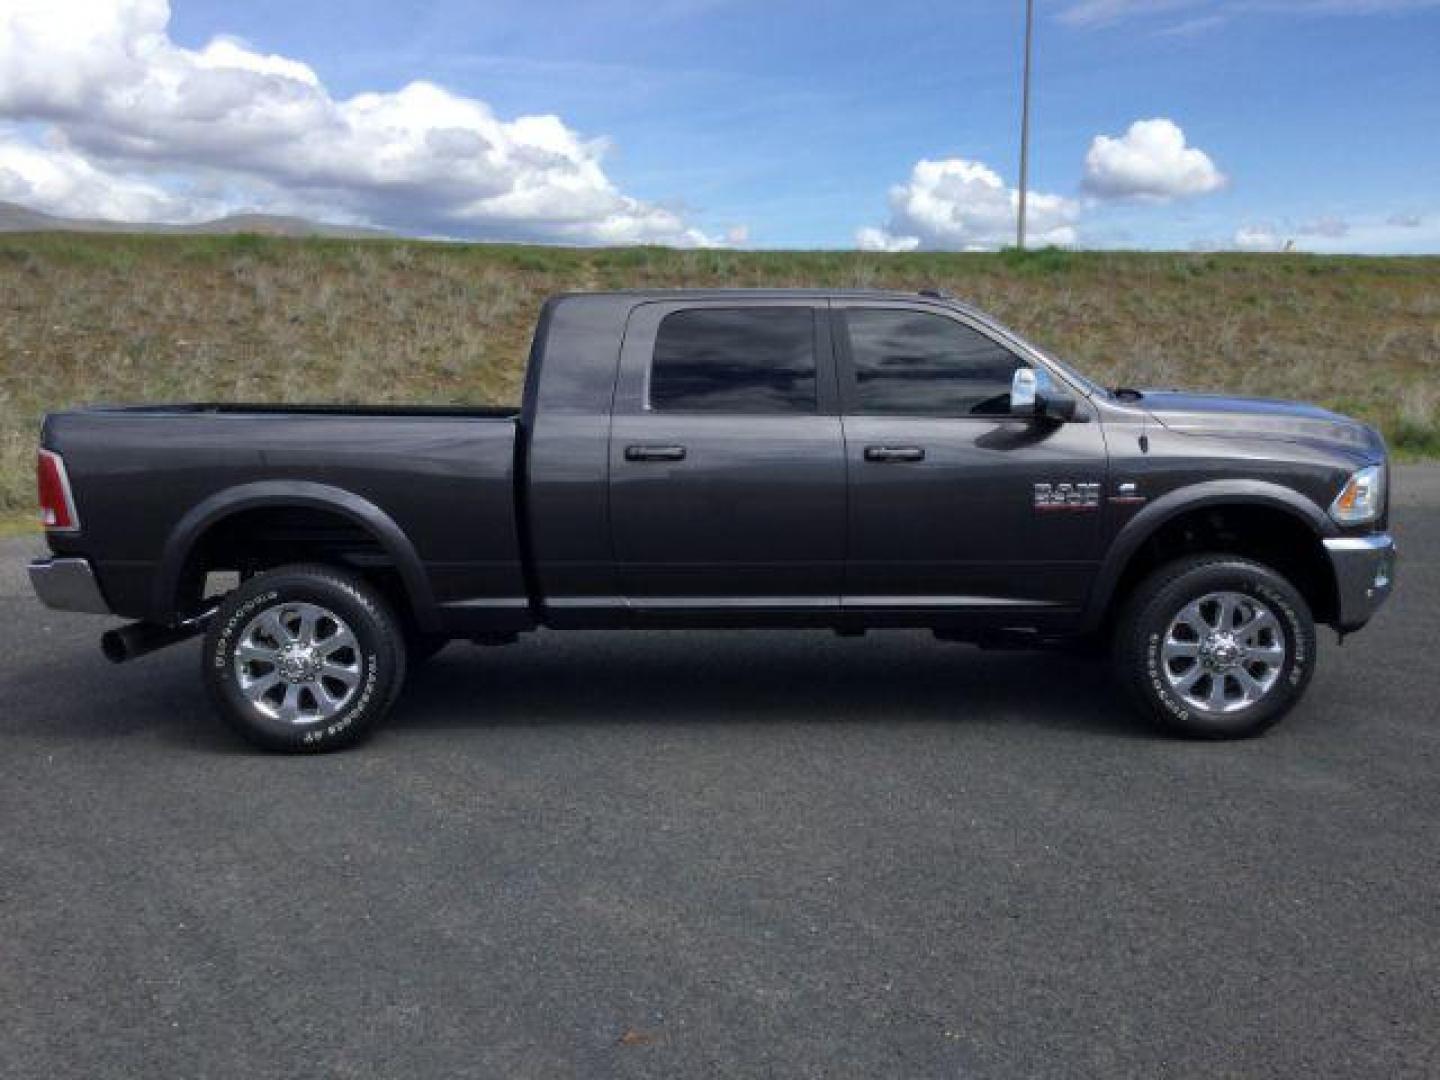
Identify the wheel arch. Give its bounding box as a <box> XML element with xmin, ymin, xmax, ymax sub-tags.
<box><xmin>1082</xmin><ymin>479</ymin><xmax>1339</xmax><ymax>634</ymax></box>
<box><xmin>154</xmin><ymin>481</ymin><xmax>439</xmax><ymax>630</ymax></box>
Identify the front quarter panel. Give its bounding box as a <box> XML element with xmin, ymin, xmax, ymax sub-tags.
<box><xmin>1086</xmin><ymin>401</ymin><xmax>1362</xmax><ymax>628</ymax></box>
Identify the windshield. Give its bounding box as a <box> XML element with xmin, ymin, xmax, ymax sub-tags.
<box><xmin>1031</xmin><ymin>345</ymin><xmax>1107</xmax><ymax>398</ymax></box>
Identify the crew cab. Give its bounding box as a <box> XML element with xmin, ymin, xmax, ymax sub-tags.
<box><xmin>29</xmin><ymin>290</ymin><xmax>1395</xmax><ymax>750</ymax></box>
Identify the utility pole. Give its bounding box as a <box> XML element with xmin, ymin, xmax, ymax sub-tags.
<box><xmin>1017</xmin><ymin>0</ymin><xmax>1034</xmax><ymax>250</ymax></box>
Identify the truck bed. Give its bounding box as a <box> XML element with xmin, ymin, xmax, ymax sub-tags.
<box><xmin>68</xmin><ymin>402</ymin><xmax>520</xmax><ymax>419</ymax></box>
<box><xmin>43</xmin><ymin>405</ymin><xmax>530</xmax><ymax>629</ymax></box>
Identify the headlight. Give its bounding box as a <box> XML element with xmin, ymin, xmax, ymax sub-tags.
<box><xmin>1329</xmin><ymin>464</ymin><xmax>1385</xmax><ymax>525</ymax></box>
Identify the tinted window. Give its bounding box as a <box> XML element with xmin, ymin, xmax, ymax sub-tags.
<box><xmin>650</xmin><ymin>308</ymin><xmax>816</xmax><ymax>413</ymax></box>
<box><xmin>844</xmin><ymin>309</ymin><xmax>1024</xmax><ymax>416</ymax></box>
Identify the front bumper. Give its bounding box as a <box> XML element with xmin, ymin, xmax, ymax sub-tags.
<box><xmin>1323</xmin><ymin>534</ymin><xmax>1395</xmax><ymax>632</ymax></box>
<box><xmin>28</xmin><ymin>557</ymin><xmax>112</xmax><ymax>615</ymax></box>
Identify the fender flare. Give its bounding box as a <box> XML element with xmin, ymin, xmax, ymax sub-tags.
<box><xmin>153</xmin><ymin>480</ymin><xmax>439</xmax><ymax>630</ymax></box>
<box><xmin>1079</xmin><ymin>478</ymin><xmax>1336</xmax><ymax>632</ymax></box>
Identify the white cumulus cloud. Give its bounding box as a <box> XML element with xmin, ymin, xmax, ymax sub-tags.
<box><xmin>0</xmin><ymin>130</ymin><xmax>209</xmax><ymax>221</ymax></box>
<box><xmin>855</xmin><ymin>226</ymin><xmax>920</xmax><ymax>253</ymax></box>
<box><xmin>1233</xmin><ymin>223</ymin><xmax>1289</xmax><ymax>251</ymax></box>
<box><xmin>1224</xmin><ymin>212</ymin><xmax>1438</xmax><ymax>254</ymax></box>
<box><xmin>1083</xmin><ymin>119</ymin><xmax>1226</xmax><ymax>202</ymax></box>
<box><xmin>0</xmin><ymin>0</ymin><xmax>718</xmax><ymax>244</ymax></box>
<box><xmin>856</xmin><ymin>158</ymin><xmax>1079</xmax><ymax>251</ymax></box>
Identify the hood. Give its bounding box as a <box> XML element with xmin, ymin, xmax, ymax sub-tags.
<box><xmin>1138</xmin><ymin>391</ymin><xmax>1385</xmax><ymax>458</ymax></box>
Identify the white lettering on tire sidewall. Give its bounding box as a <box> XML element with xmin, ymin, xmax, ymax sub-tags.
<box><xmin>214</xmin><ymin>585</ymin><xmax>382</xmax><ymax>745</ymax></box>
<box><xmin>1143</xmin><ymin>578</ymin><xmax>1308</xmax><ymax>722</ymax></box>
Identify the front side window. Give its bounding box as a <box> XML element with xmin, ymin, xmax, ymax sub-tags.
<box><xmin>650</xmin><ymin>308</ymin><xmax>816</xmax><ymax>413</ymax></box>
<box><xmin>843</xmin><ymin>308</ymin><xmax>1025</xmax><ymax>417</ymax></box>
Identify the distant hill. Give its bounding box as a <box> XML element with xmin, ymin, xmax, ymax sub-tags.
<box><xmin>0</xmin><ymin>200</ymin><xmax>390</xmax><ymax>239</ymax></box>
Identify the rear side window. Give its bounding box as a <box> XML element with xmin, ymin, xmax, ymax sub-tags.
<box><xmin>843</xmin><ymin>308</ymin><xmax>1024</xmax><ymax>417</ymax></box>
<box><xmin>650</xmin><ymin>308</ymin><xmax>816</xmax><ymax>413</ymax></box>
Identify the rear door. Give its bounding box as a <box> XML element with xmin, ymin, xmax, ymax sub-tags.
<box><xmin>835</xmin><ymin>301</ymin><xmax>1108</xmax><ymax>611</ymax></box>
<box><xmin>608</xmin><ymin>300</ymin><xmax>846</xmax><ymax>613</ymax></box>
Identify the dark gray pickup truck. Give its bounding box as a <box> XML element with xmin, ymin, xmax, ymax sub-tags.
<box><xmin>30</xmin><ymin>289</ymin><xmax>1395</xmax><ymax>750</ymax></box>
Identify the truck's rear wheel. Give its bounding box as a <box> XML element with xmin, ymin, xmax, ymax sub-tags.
<box><xmin>203</xmin><ymin>564</ymin><xmax>406</xmax><ymax>752</ymax></box>
<box><xmin>1114</xmin><ymin>555</ymin><xmax>1316</xmax><ymax>739</ymax></box>
<box><xmin>404</xmin><ymin>629</ymin><xmax>450</xmax><ymax>665</ymax></box>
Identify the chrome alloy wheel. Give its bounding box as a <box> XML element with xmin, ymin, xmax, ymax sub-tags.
<box><xmin>1161</xmin><ymin>590</ymin><xmax>1287</xmax><ymax>713</ymax></box>
<box><xmin>233</xmin><ymin>601</ymin><xmax>363</xmax><ymax>724</ymax></box>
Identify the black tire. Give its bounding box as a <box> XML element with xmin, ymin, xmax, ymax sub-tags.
<box><xmin>1113</xmin><ymin>555</ymin><xmax>1316</xmax><ymax>739</ymax></box>
<box><xmin>405</xmin><ymin>630</ymin><xmax>450</xmax><ymax>666</ymax></box>
<box><xmin>383</xmin><ymin>627</ymin><xmax>448</xmax><ymax>713</ymax></box>
<box><xmin>203</xmin><ymin>564</ymin><xmax>406</xmax><ymax>752</ymax></box>
<box><xmin>385</xmin><ymin>622</ymin><xmax>446</xmax><ymax>709</ymax></box>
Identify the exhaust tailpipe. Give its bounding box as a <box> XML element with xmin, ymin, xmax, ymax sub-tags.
<box><xmin>101</xmin><ymin>608</ymin><xmax>215</xmax><ymax>664</ymax></box>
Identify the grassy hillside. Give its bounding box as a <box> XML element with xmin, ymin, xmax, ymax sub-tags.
<box><xmin>2</xmin><ymin>232</ymin><xmax>1437</xmax><ymax>516</ymax></box>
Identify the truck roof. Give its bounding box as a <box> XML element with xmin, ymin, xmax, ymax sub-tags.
<box><xmin>551</xmin><ymin>287</ymin><xmax>967</xmax><ymax>305</ymax></box>
<box><xmin>544</xmin><ymin>289</ymin><xmax>993</xmax><ymax>342</ymax></box>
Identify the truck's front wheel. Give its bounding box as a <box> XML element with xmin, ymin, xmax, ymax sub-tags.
<box><xmin>1114</xmin><ymin>555</ymin><xmax>1316</xmax><ymax>739</ymax></box>
<box><xmin>202</xmin><ymin>564</ymin><xmax>406</xmax><ymax>752</ymax></box>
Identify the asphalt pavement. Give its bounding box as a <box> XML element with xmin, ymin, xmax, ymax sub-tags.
<box><xmin>2</xmin><ymin>468</ymin><xmax>1437</xmax><ymax>1079</ymax></box>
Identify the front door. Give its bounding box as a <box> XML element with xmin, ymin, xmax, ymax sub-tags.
<box><xmin>608</xmin><ymin>301</ymin><xmax>846</xmax><ymax>614</ymax></box>
<box><xmin>835</xmin><ymin>301</ymin><xmax>1108</xmax><ymax>612</ymax></box>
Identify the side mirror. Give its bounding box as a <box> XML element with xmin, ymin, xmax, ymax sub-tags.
<box><xmin>1010</xmin><ymin>367</ymin><xmax>1076</xmax><ymax>422</ymax></box>
<box><xmin>1010</xmin><ymin>368</ymin><xmax>1038</xmax><ymax>414</ymax></box>
<box><xmin>1041</xmin><ymin>392</ymin><xmax>1077</xmax><ymax>422</ymax></box>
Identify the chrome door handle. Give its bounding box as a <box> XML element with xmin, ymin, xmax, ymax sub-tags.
<box><xmin>624</xmin><ymin>444</ymin><xmax>687</xmax><ymax>462</ymax></box>
<box><xmin>864</xmin><ymin>445</ymin><xmax>925</xmax><ymax>463</ymax></box>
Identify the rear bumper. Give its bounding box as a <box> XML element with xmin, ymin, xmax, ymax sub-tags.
<box><xmin>1323</xmin><ymin>534</ymin><xmax>1395</xmax><ymax>632</ymax></box>
<box><xmin>28</xmin><ymin>557</ymin><xmax>112</xmax><ymax>615</ymax></box>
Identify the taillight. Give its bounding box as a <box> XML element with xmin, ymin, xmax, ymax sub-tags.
<box><xmin>37</xmin><ymin>449</ymin><xmax>80</xmax><ymax>531</ymax></box>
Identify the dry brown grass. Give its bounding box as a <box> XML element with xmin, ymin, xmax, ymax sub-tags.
<box><xmin>2</xmin><ymin>233</ymin><xmax>1437</xmax><ymax>514</ymax></box>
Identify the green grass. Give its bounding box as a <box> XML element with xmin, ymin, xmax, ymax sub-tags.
<box><xmin>1</xmin><ymin>232</ymin><xmax>1437</xmax><ymax>513</ymax></box>
<box><xmin>0</xmin><ymin>511</ymin><xmax>39</xmax><ymax>538</ymax></box>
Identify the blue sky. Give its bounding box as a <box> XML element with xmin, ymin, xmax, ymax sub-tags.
<box><xmin>2</xmin><ymin>0</ymin><xmax>1438</xmax><ymax>251</ymax></box>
